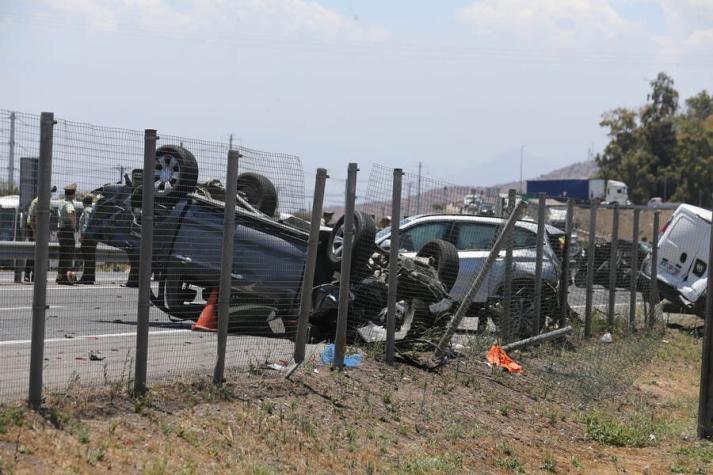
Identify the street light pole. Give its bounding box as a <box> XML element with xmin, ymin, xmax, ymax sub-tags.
<box><xmin>519</xmin><ymin>145</ymin><xmax>526</xmax><ymax>194</ymax></box>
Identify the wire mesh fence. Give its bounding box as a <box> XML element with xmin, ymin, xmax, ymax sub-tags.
<box><xmin>0</xmin><ymin>109</ymin><xmax>706</xmax><ymax>413</ymax></box>
<box><xmin>0</xmin><ymin>110</ymin><xmax>307</xmax><ymax>401</ymax></box>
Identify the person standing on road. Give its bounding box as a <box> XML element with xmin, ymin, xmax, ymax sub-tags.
<box><xmin>23</xmin><ymin>196</ymin><xmax>38</xmax><ymax>283</ymax></box>
<box><xmin>78</xmin><ymin>194</ymin><xmax>96</xmax><ymax>285</ymax></box>
<box><xmin>56</xmin><ymin>183</ymin><xmax>77</xmax><ymax>285</ymax></box>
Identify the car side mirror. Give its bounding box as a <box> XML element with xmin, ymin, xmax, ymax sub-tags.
<box><xmin>380</xmin><ymin>239</ymin><xmax>391</xmax><ymax>250</ymax></box>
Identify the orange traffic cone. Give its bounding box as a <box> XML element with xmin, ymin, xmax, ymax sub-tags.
<box><xmin>192</xmin><ymin>288</ymin><xmax>218</xmax><ymax>332</ymax></box>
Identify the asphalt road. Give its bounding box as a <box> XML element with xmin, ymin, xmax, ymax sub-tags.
<box><xmin>0</xmin><ymin>270</ymin><xmax>647</xmax><ymax>403</ymax></box>
<box><xmin>0</xmin><ymin>272</ymin><xmax>315</xmax><ymax>402</ymax></box>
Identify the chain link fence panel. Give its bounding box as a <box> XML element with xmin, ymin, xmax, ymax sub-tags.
<box><xmin>0</xmin><ymin>110</ymin><xmax>306</xmax><ymax>402</ymax></box>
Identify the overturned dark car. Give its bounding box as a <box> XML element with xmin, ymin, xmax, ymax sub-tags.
<box><xmin>85</xmin><ymin>145</ymin><xmax>459</xmax><ymax>343</ymax></box>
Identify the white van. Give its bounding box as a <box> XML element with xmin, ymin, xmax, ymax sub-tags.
<box><xmin>643</xmin><ymin>204</ymin><xmax>711</xmax><ymax>316</ymax></box>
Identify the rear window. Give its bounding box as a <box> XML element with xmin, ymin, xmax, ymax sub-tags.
<box><xmin>667</xmin><ymin>215</ymin><xmax>697</xmax><ymax>246</ymax></box>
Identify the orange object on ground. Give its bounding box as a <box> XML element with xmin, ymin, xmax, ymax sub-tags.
<box><xmin>486</xmin><ymin>345</ymin><xmax>523</xmax><ymax>374</ymax></box>
<box><xmin>192</xmin><ymin>288</ymin><xmax>218</xmax><ymax>332</ymax></box>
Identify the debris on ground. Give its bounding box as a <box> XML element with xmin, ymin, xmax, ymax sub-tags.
<box><xmin>320</xmin><ymin>344</ymin><xmax>363</xmax><ymax>367</ymax></box>
<box><xmin>600</xmin><ymin>332</ymin><xmax>613</xmax><ymax>343</ymax></box>
<box><xmin>486</xmin><ymin>344</ymin><xmax>523</xmax><ymax>374</ymax></box>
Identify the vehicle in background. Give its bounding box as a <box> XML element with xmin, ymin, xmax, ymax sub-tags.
<box><xmin>0</xmin><ymin>195</ymin><xmax>20</xmax><ymax>243</ymax></box>
<box><xmin>376</xmin><ymin>214</ymin><xmax>564</xmax><ymax>338</ymax></box>
<box><xmin>640</xmin><ymin>204</ymin><xmax>711</xmax><ymax>317</ymax></box>
<box><xmin>647</xmin><ymin>197</ymin><xmax>681</xmax><ymax>209</ymax></box>
<box><xmin>526</xmin><ymin>178</ymin><xmax>630</xmax><ymax>205</ymax></box>
<box><xmin>574</xmin><ymin>239</ymin><xmax>650</xmax><ymax>290</ymax></box>
<box><xmin>0</xmin><ymin>192</ymin><xmax>82</xmax><ymax>243</ymax></box>
<box><xmin>463</xmin><ymin>194</ymin><xmax>482</xmax><ymax>214</ymax></box>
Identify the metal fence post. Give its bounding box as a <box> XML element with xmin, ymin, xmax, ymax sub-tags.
<box><xmin>385</xmin><ymin>168</ymin><xmax>403</xmax><ymax>365</ymax></box>
<box><xmin>333</xmin><ymin>163</ymin><xmax>358</xmax><ymax>368</ymax></box>
<box><xmin>584</xmin><ymin>200</ymin><xmax>598</xmax><ymax>338</ymax></box>
<box><xmin>629</xmin><ymin>208</ymin><xmax>640</xmax><ymax>332</ymax></box>
<box><xmin>559</xmin><ymin>199</ymin><xmax>574</xmax><ymax>328</ymax></box>
<box><xmin>607</xmin><ymin>203</ymin><xmax>620</xmax><ymax>330</ymax></box>
<box><xmin>501</xmin><ymin>189</ymin><xmax>517</xmax><ymax>343</ymax></box>
<box><xmin>134</xmin><ymin>129</ymin><xmax>157</xmax><ymax>395</ymax></box>
<box><xmin>648</xmin><ymin>211</ymin><xmax>660</xmax><ymax>329</ymax></box>
<box><xmin>436</xmin><ymin>201</ymin><xmax>526</xmax><ymax>356</ymax></box>
<box><xmin>697</xmin><ymin>201</ymin><xmax>713</xmax><ymax>439</ymax></box>
<box><xmin>213</xmin><ymin>150</ymin><xmax>240</xmax><ymax>384</ymax></box>
<box><xmin>294</xmin><ymin>168</ymin><xmax>328</xmax><ymax>364</ymax></box>
<box><xmin>534</xmin><ymin>193</ymin><xmax>546</xmax><ymax>334</ymax></box>
<box><xmin>27</xmin><ymin>112</ymin><xmax>54</xmax><ymax>409</ymax></box>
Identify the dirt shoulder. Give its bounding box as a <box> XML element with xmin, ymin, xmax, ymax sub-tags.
<box><xmin>0</xmin><ymin>328</ymin><xmax>711</xmax><ymax>474</ymax></box>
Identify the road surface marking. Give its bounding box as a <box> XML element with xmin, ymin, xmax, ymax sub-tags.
<box><xmin>0</xmin><ymin>329</ymin><xmax>192</xmax><ymax>347</ymax></box>
<box><xmin>0</xmin><ymin>305</ymin><xmax>64</xmax><ymax>312</ymax></box>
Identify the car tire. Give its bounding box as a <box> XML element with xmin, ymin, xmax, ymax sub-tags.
<box><xmin>416</xmin><ymin>239</ymin><xmax>460</xmax><ymax>292</ymax></box>
<box><xmin>237</xmin><ymin>172</ymin><xmax>278</xmax><ymax>217</ymax></box>
<box><xmin>327</xmin><ymin>210</ymin><xmax>376</xmax><ymax>281</ymax></box>
<box><xmin>154</xmin><ymin>145</ymin><xmax>199</xmax><ymax>204</ymax></box>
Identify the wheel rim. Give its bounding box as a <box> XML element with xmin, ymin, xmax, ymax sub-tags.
<box><xmin>331</xmin><ymin>226</ymin><xmax>345</xmax><ymax>260</ymax></box>
<box><xmin>510</xmin><ymin>287</ymin><xmax>537</xmax><ymax>338</ymax></box>
<box><xmin>154</xmin><ymin>154</ymin><xmax>181</xmax><ymax>196</ymax></box>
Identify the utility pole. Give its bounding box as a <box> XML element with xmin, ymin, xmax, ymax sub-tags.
<box><xmin>229</xmin><ymin>134</ymin><xmax>233</xmax><ymax>151</ymax></box>
<box><xmin>519</xmin><ymin>145</ymin><xmax>525</xmax><ymax>194</ymax></box>
<box><xmin>416</xmin><ymin>162</ymin><xmax>422</xmax><ymax>215</ymax></box>
<box><xmin>8</xmin><ymin>112</ymin><xmax>15</xmax><ymax>186</ymax></box>
<box><xmin>112</xmin><ymin>165</ymin><xmax>125</xmax><ymax>184</ymax></box>
<box><xmin>407</xmin><ymin>181</ymin><xmax>413</xmax><ymax>217</ymax></box>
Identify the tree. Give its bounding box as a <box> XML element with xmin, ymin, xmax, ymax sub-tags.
<box><xmin>0</xmin><ymin>180</ymin><xmax>18</xmax><ymax>197</ymax></box>
<box><xmin>596</xmin><ymin>72</ymin><xmax>713</xmax><ymax>206</ymax></box>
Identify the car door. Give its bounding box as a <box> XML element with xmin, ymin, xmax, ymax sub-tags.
<box><xmin>448</xmin><ymin>222</ymin><xmax>498</xmax><ymax>303</ymax></box>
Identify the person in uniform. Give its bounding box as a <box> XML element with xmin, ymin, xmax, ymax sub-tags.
<box><xmin>56</xmin><ymin>183</ymin><xmax>77</xmax><ymax>285</ymax></box>
<box><xmin>78</xmin><ymin>194</ymin><xmax>96</xmax><ymax>284</ymax></box>
<box><xmin>23</xmin><ymin>196</ymin><xmax>39</xmax><ymax>282</ymax></box>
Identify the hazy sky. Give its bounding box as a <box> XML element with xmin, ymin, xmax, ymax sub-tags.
<box><xmin>1</xmin><ymin>0</ymin><xmax>711</xmax><ymax>205</ymax></box>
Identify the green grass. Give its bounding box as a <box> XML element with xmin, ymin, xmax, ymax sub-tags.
<box><xmin>0</xmin><ymin>406</ymin><xmax>24</xmax><ymax>434</ymax></box>
<box><xmin>583</xmin><ymin>412</ymin><xmax>661</xmax><ymax>447</ymax></box>
<box><xmin>401</xmin><ymin>453</ymin><xmax>465</xmax><ymax>474</ymax></box>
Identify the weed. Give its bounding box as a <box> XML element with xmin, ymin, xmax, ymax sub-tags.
<box><xmin>541</xmin><ymin>454</ymin><xmax>557</xmax><ymax>473</ymax></box>
<box><xmin>500</xmin><ymin>406</ymin><xmax>510</xmax><ymax>417</ymax></box>
<box><xmin>76</xmin><ymin>423</ymin><xmax>90</xmax><ymax>444</ymax></box>
<box><xmin>85</xmin><ymin>446</ymin><xmax>106</xmax><ymax>465</ymax></box>
<box><xmin>145</xmin><ymin>458</ymin><xmax>169</xmax><ymax>475</ymax></box>
<box><xmin>177</xmin><ymin>428</ymin><xmax>200</xmax><ymax>448</ymax></box>
<box><xmin>583</xmin><ymin>412</ymin><xmax>662</xmax><ymax>448</ymax></box>
<box><xmin>496</xmin><ymin>441</ymin><xmax>514</xmax><ymax>456</ymax></box>
<box><xmin>496</xmin><ymin>456</ymin><xmax>524</xmax><ymax>473</ymax></box>
<box><xmin>402</xmin><ymin>453</ymin><xmax>464</xmax><ymax>474</ymax></box>
<box><xmin>260</xmin><ymin>401</ymin><xmax>275</xmax><ymax>415</ymax></box>
<box><xmin>42</xmin><ymin>407</ymin><xmax>70</xmax><ymax>429</ymax></box>
<box><xmin>571</xmin><ymin>456</ymin><xmax>582</xmax><ymax>468</ymax></box>
<box><xmin>673</xmin><ymin>442</ymin><xmax>713</xmax><ymax>464</ymax></box>
<box><xmin>0</xmin><ymin>407</ymin><xmax>24</xmax><ymax>434</ymax></box>
<box><xmin>132</xmin><ymin>391</ymin><xmax>154</xmax><ymax>413</ymax></box>
<box><xmin>251</xmin><ymin>464</ymin><xmax>275</xmax><ymax>475</ymax></box>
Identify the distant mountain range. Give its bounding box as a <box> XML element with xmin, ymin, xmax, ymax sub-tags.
<box><xmin>325</xmin><ymin>160</ymin><xmax>599</xmax><ymax>220</ymax></box>
<box><xmin>495</xmin><ymin>160</ymin><xmax>598</xmax><ymax>193</ymax></box>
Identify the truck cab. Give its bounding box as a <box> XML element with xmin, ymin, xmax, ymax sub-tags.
<box><xmin>604</xmin><ymin>180</ymin><xmax>629</xmax><ymax>205</ymax></box>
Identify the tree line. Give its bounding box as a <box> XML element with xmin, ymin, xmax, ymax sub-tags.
<box><xmin>596</xmin><ymin>72</ymin><xmax>713</xmax><ymax>207</ymax></box>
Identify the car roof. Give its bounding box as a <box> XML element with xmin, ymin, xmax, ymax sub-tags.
<box><xmin>675</xmin><ymin>204</ymin><xmax>712</xmax><ymax>223</ymax></box>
